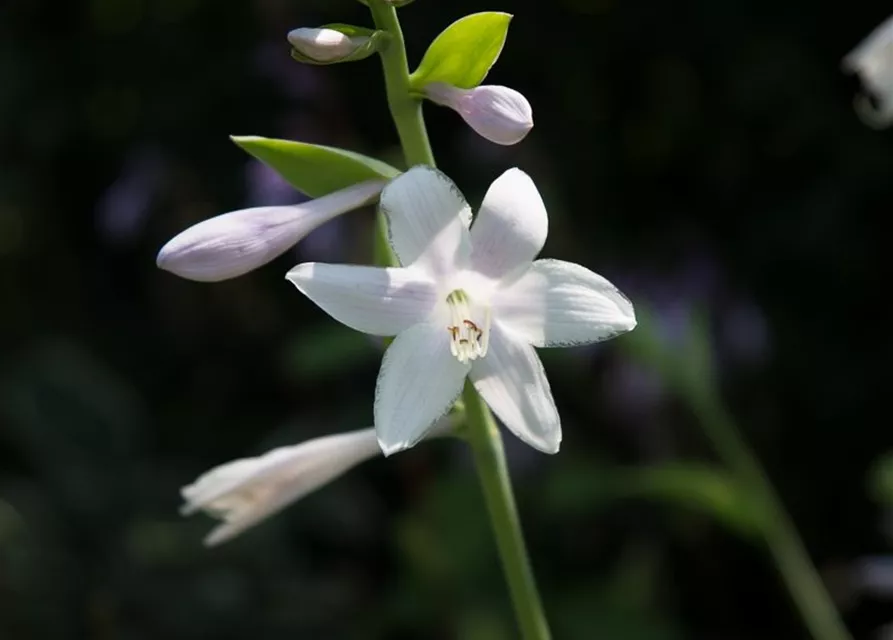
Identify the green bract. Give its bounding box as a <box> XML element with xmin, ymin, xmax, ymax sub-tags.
<box><xmin>231</xmin><ymin>136</ymin><xmax>400</xmax><ymax>198</ymax></box>
<box><xmin>289</xmin><ymin>24</ymin><xmax>388</xmax><ymax>65</ymax></box>
<box><xmin>409</xmin><ymin>12</ymin><xmax>512</xmax><ymax>92</ymax></box>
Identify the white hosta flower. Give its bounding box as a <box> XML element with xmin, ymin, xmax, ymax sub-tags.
<box><xmin>287</xmin><ymin>27</ymin><xmax>368</xmax><ymax>63</ymax></box>
<box><xmin>844</xmin><ymin>15</ymin><xmax>893</xmax><ymax>127</ymax></box>
<box><xmin>287</xmin><ymin>167</ymin><xmax>636</xmax><ymax>456</ymax></box>
<box><xmin>425</xmin><ymin>83</ymin><xmax>533</xmax><ymax>145</ymax></box>
<box><xmin>157</xmin><ymin>180</ymin><xmax>384</xmax><ymax>282</ymax></box>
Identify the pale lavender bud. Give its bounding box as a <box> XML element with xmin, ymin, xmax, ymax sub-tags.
<box><xmin>844</xmin><ymin>15</ymin><xmax>893</xmax><ymax>127</ymax></box>
<box><xmin>287</xmin><ymin>27</ymin><xmax>368</xmax><ymax>63</ymax></box>
<box><xmin>156</xmin><ymin>180</ymin><xmax>385</xmax><ymax>282</ymax></box>
<box><xmin>425</xmin><ymin>83</ymin><xmax>533</xmax><ymax>145</ymax></box>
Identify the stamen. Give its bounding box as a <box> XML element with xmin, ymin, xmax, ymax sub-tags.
<box><xmin>445</xmin><ymin>289</ymin><xmax>490</xmax><ymax>364</ymax></box>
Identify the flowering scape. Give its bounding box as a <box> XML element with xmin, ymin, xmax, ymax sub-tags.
<box><xmin>146</xmin><ymin>3</ymin><xmax>885</xmax><ymax>638</ymax></box>
<box><xmin>157</xmin><ymin>10</ymin><xmax>636</xmax><ymax>547</ymax></box>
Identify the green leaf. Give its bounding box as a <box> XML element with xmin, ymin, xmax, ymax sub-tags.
<box><xmin>544</xmin><ymin>461</ymin><xmax>768</xmax><ymax>537</ymax></box>
<box><xmin>231</xmin><ymin>136</ymin><xmax>401</xmax><ymax>198</ymax></box>
<box><xmin>869</xmin><ymin>452</ymin><xmax>893</xmax><ymax>504</ymax></box>
<box><xmin>409</xmin><ymin>12</ymin><xmax>512</xmax><ymax>92</ymax></box>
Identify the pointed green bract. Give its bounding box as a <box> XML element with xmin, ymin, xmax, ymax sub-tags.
<box><xmin>409</xmin><ymin>12</ymin><xmax>512</xmax><ymax>92</ymax></box>
<box><xmin>231</xmin><ymin>136</ymin><xmax>400</xmax><ymax>198</ymax></box>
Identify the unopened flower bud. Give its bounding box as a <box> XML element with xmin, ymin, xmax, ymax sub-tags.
<box><xmin>287</xmin><ymin>27</ymin><xmax>369</xmax><ymax>63</ymax></box>
<box><xmin>156</xmin><ymin>180</ymin><xmax>384</xmax><ymax>282</ymax></box>
<box><xmin>425</xmin><ymin>83</ymin><xmax>533</xmax><ymax>145</ymax></box>
<box><xmin>181</xmin><ymin>416</ymin><xmax>453</xmax><ymax>545</ymax></box>
<box><xmin>182</xmin><ymin>428</ymin><xmax>380</xmax><ymax>545</ymax></box>
<box><xmin>844</xmin><ymin>15</ymin><xmax>893</xmax><ymax>128</ymax></box>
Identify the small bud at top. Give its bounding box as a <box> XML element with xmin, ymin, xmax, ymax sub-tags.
<box><xmin>425</xmin><ymin>83</ymin><xmax>533</xmax><ymax>146</ymax></box>
<box><xmin>287</xmin><ymin>27</ymin><xmax>368</xmax><ymax>63</ymax></box>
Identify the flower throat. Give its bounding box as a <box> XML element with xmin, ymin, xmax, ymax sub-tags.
<box><xmin>445</xmin><ymin>289</ymin><xmax>490</xmax><ymax>364</ymax></box>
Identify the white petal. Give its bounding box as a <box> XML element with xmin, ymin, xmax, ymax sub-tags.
<box><xmin>494</xmin><ymin>259</ymin><xmax>636</xmax><ymax>347</ymax></box>
<box><xmin>470</xmin><ymin>168</ymin><xmax>548</xmax><ymax>281</ymax></box>
<box><xmin>379</xmin><ymin>166</ymin><xmax>472</xmax><ymax>278</ymax></box>
<box><xmin>286</xmin><ymin>263</ymin><xmax>437</xmax><ymax>336</ymax></box>
<box><xmin>374</xmin><ymin>322</ymin><xmax>470</xmax><ymax>455</ymax></box>
<box><xmin>469</xmin><ymin>323</ymin><xmax>560</xmax><ymax>453</ymax></box>
<box><xmin>181</xmin><ymin>428</ymin><xmax>381</xmax><ymax>545</ymax></box>
<box><xmin>156</xmin><ymin>180</ymin><xmax>384</xmax><ymax>282</ymax></box>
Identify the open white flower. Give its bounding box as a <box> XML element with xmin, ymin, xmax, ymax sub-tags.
<box><xmin>287</xmin><ymin>166</ymin><xmax>636</xmax><ymax>456</ymax></box>
<box><xmin>157</xmin><ymin>180</ymin><xmax>385</xmax><ymax>282</ymax></box>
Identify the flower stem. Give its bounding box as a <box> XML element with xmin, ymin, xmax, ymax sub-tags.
<box><xmin>368</xmin><ymin>3</ymin><xmax>550</xmax><ymax>637</ymax></box>
<box><xmin>462</xmin><ymin>381</ymin><xmax>552</xmax><ymax>640</ymax></box>
<box><xmin>691</xmin><ymin>393</ymin><xmax>852</xmax><ymax>640</ymax></box>
<box><xmin>367</xmin><ymin>1</ymin><xmax>433</xmax><ymax>168</ymax></box>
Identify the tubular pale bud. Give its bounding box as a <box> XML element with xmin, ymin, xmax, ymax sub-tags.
<box><xmin>844</xmin><ymin>15</ymin><xmax>893</xmax><ymax>128</ymax></box>
<box><xmin>425</xmin><ymin>83</ymin><xmax>533</xmax><ymax>145</ymax></box>
<box><xmin>181</xmin><ymin>416</ymin><xmax>453</xmax><ymax>545</ymax></box>
<box><xmin>287</xmin><ymin>27</ymin><xmax>369</xmax><ymax>63</ymax></box>
<box><xmin>156</xmin><ymin>180</ymin><xmax>385</xmax><ymax>282</ymax></box>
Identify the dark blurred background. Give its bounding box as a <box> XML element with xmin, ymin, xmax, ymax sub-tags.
<box><xmin>0</xmin><ymin>0</ymin><xmax>889</xmax><ymax>638</ymax></box>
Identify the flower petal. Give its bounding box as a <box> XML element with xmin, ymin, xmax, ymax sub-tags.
<box><xmin>286</xmin><ymin>263</ymin><xmax>437</xmax><ymax>336</ymax></box>
<box><xmin>374</xmin><ymin>322</ymin><xmax>470</xmax><ymax>455</ymax></box>
<box><xmin>182</xmin><ymin>428</ymin><xmax>381</xmax><ymax>545</ymax></box>
<box><xmin>156</xmin><ymin>180</ymin><xmax>384</xmax><ymax>282</ymax></box>
<box><xmin>494</xmin><ymin>259</ymin><xmax>636</xmax><ymax>347</ymax></box>
<box><xmin>379</xmin><ymin>166</ymin><xmax>472</xmax><ymax>278</ymax></box>
<box><xmin>469</xmin><ymin>323</ymin><xmax>560</xmax><ymax>453</ymax></box>
<box><xmin>470</xmin><ymin>168</ymin><xmax>548</xmax><ymax>281</ymax></box>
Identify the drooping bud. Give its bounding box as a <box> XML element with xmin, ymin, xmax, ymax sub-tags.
<box><xmin>181</xmin><ymin>416</ymin><xmax>453</xmax><ymax>545</ymax></box>
<box><xmin>843</xmin><ymin>14</ymin><xmax>893</xmax><ymax>128</ymax></box>
<box><xmin>156</xmin><ymin>180</ymin><xmax>385</xmax><ymax>282</ymax></box>
<box><xmin>181</xmin><ymin>428</ymin><xmax>381</xmax><ymax>546</ymax></box>
<box><xmin>424</xmin><ymin>83</ymin><xmax>533</xmax><ymax>145</ymax></box>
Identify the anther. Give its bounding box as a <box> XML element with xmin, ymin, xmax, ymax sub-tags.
<box><xmin>445</xmin><ymin>289</ymin><xmax>491</xmax><ymax>364</ymax></box>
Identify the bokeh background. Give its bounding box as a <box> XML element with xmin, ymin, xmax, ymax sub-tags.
<box><xmin>1</xmin><ymin>0</ymin><xmax>890</xmax><ymax>638</ymax></box>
